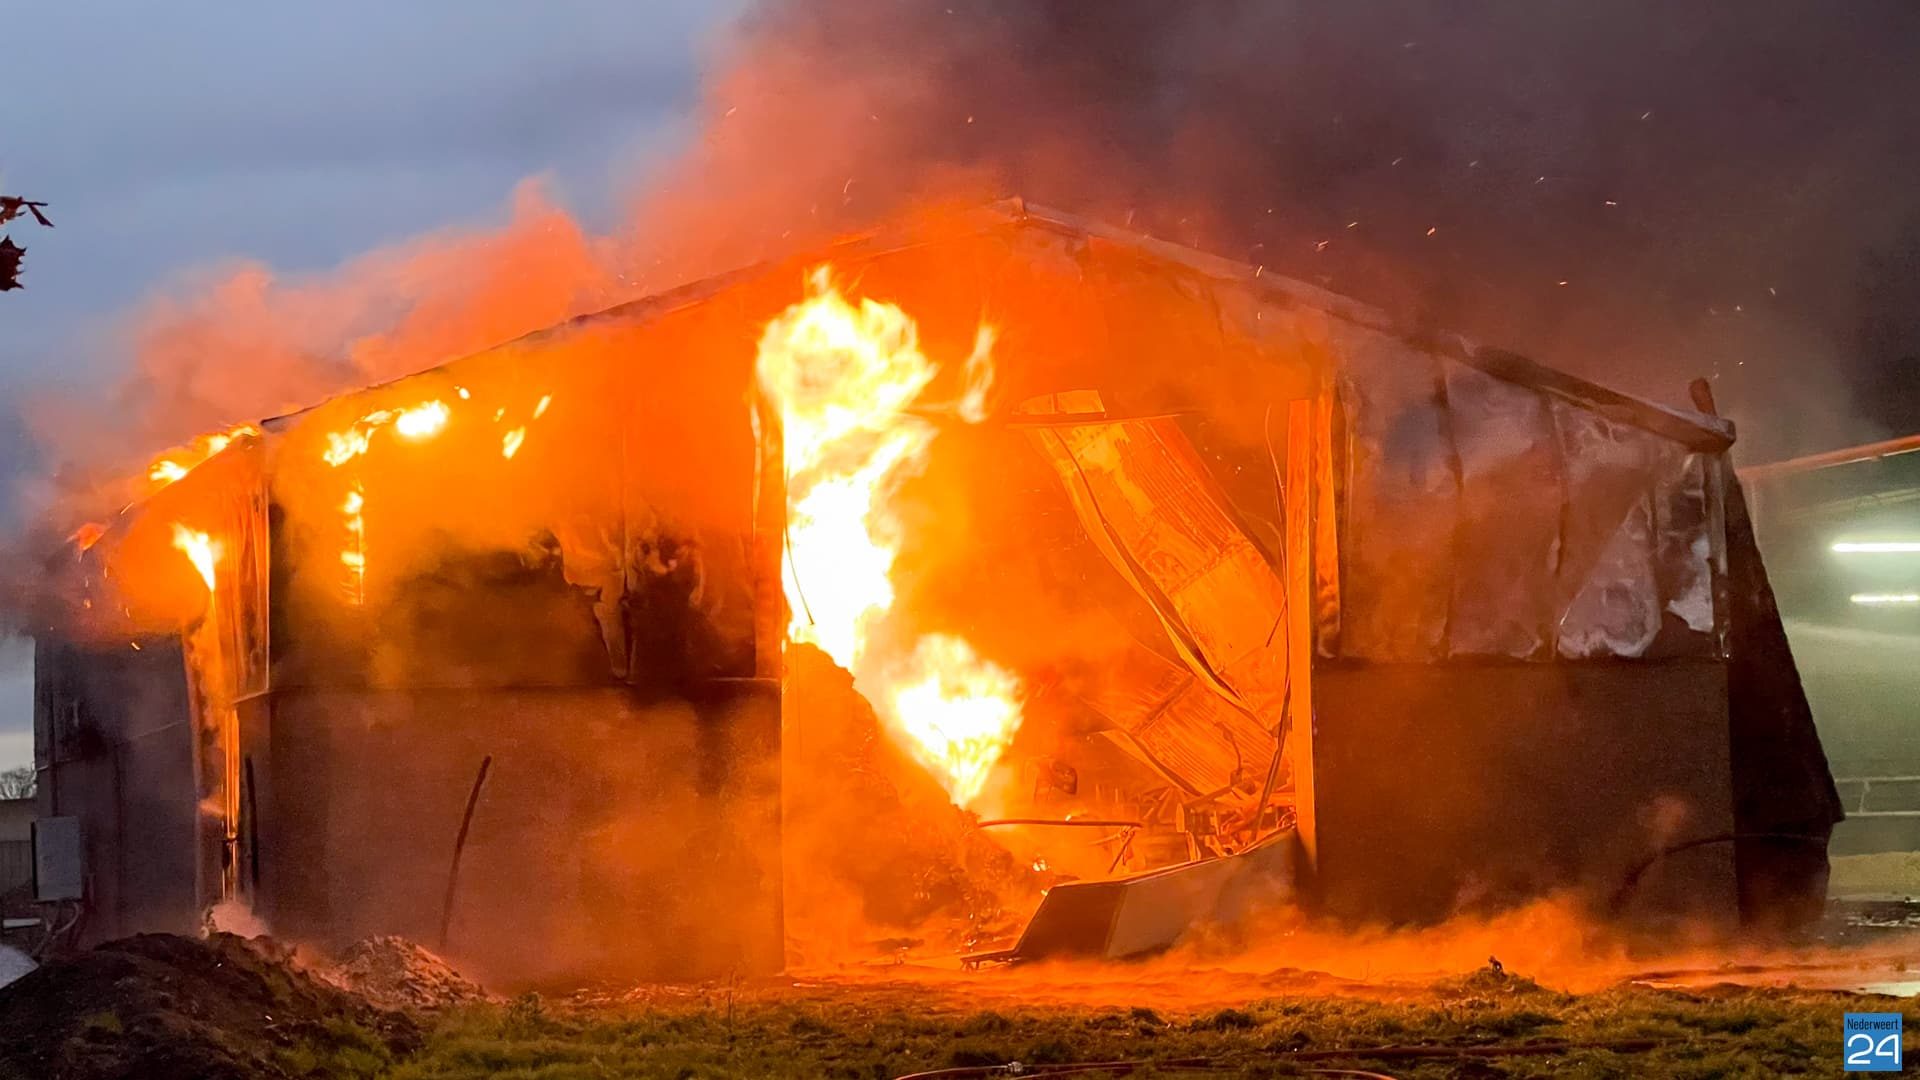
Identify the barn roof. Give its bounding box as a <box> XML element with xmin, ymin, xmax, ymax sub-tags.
<box><xmin>263</xmin><ymin>198</ymin><xmax>1734</xmax><ymax>453</ymax></box>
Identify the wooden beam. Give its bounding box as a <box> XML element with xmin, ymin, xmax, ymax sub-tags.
<box><xmin>1284</xmin><ymin>398</ymin><xmax>1318</xmax><ymax>873</ymax></box>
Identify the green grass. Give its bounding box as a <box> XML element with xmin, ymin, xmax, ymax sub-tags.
<box><xmin>379</xmin><ymin>972</ymin><xmax>1918</xmax><ymax>1079</ymax></box>
<box><xmin>277</xmin><ymin>1016</ymin><xmax>405</xmax><ymax>1079</ymax></box>
<box><xmin>76</xmin><ymin>1011</ymin><xmax>123</xmax><ymax>1038</ymax></box>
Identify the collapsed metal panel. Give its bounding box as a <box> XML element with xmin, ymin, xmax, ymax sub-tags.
<box><xmin>992</xmin><ymin>831</ymin><xmax>1295</xmax><ymax>962</ymax></box>
<box><xmin>1444</xmin><ymin>363</ymin><xmax>1563</xmax><ymax>659</ymax></box>
<box><xmin>1330</xmin><ymin>324</ymin><xmax>1725</xmax><ymax>661</ymax></box>
<box><xmin>1074</xmin><ymin>640</ymin><xmax>1271</xmax><ymax>799</ymax></box>
<box><xmin>1332</xmin><ymin>327</ymin><xmax>1458</xmax><ymax>661</ymax></box>
<box><xmin>1654</xmin><ymin>450</ymin><xmax>1719</xmax><ymax>641</ymax></box>
<box><xmin>1552</xmin><ymin>400</ymin><xmax>1666</xmax><ymax>658</ymax></box>
<box><xmin>1019</xmin><ymin>396</ymin><xmax>1286</xmax><ymax>803</ymax></box>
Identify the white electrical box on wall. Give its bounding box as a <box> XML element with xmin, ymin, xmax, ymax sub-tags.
<box><xmin>33</xmin><ymin>817</ymin><xmax>83</xmax><ymax>902</ymax></box>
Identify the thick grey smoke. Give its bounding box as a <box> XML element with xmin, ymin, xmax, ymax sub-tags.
<box><xmin>23</xmin><ymin>0</ymin><xmax>1920</xmax><ymax>534</ymax></box>
<box><xmin>633</xmin><ymin>0</ymin><xmax>1920</xmax><ymax>462</ymax></box>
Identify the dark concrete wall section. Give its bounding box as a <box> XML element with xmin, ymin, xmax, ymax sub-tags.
<box><xmin>34</xmin><ymin>638</ymin><xmax>203</xmax><ymax>942</ymax></box>
<box><xmin>1309</xmin><ymin>661</ymin><xmax>1737</xmax><ymax>932</ymax></box>
<box><xmin>259</xmin><ymin>682</ymin><xmax>781</xmax><ymax>987</ymax></box>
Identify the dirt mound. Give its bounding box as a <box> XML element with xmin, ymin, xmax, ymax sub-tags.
<box><xmin>325</xmin><ymin>935</ymin><xmax>490</xmax><ymax>1011</ymax></box>
<box><xmin>0</xmin><ymin>933</ymin><xmax>419</xmax><ymax>1080</ymax></box>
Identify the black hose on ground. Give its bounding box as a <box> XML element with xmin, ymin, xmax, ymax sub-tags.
<box><xmin>1607</xmin><ymin>831</ymin><xmax>1829</xmax><ymax>915</ymax></box>
<box><xmin>896</xmin><ymin>1066</ymin><xmax>1397</xmax><ymax>1079</ymax></box>
<box><xmin>892</xmin><ymin>1037</ymin><xmax>1669</xmax><ymax>1079</ymax></box>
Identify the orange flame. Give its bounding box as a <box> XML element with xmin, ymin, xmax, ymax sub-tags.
<box><xmin>756</xmin><ymin>267</ymin><xmax>1021</xmax><ymax>806</ymax></box>
<box><xmin>68</xmin><ymin>522</ymin><xmax>107</xmax><ymax>552</ymax></box>
<box><xmin>340</xmin><ymin>485</ymin><xmax>367</xmax><ymax>602</ymax></box>
<box><xmin>887</xmin><ymin>634</ymin><xmax>1025</xmax><ymax>805</ymax></box>
<box><xmin>322</xmin><ymin>399</ymin><xmax>448</xmax><ymax>467</ymax></box>
<box><xmin>149</xmin><ymin>460</ymin><xmax>189</xmax><ymax>485</ymax></box>
<box><xmin>316</xmin><ymin>391</ymin><xmax>547</xmax><ymax>600</ymax></box>
<box><xmin>145</xmin><ymin>424</ymin><xmax>259</xmax><ymax>491</ymax></box>
<box><xmin>171</xmin><ymin>524</ymin><xmax>220</xmax><ymax>593</ymax></box>
<box><xmin>320</xmin><ymin>397</ymin><xmax>449</xmax><ymax>600</ymax></box>
<box><xmin>393</xmin><ymin>400</ymin><xmax>450</xmax><ymax>439</ymax></box>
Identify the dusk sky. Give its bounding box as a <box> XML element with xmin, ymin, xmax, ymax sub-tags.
<box><xmin>0</xmin><ymin>3</ymin><xmax>742</xmax><ymax>767</ymax></box>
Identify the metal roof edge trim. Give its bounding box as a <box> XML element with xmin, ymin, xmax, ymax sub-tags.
<box><xmin>1005</xmin><ymin>200</ymin><xmax>1733</xmax><ymax>453</ymax></box>
<box><xmin>266</xmin><ymin>196</ymin><xmax>1732</xmax><ymax>456</ymax></box>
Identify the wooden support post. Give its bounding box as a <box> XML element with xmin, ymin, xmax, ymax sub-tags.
<box><xmin>1284</xmin><ymin>399</ymin><xmax>1318</xmax><ymax>873</ymax></box>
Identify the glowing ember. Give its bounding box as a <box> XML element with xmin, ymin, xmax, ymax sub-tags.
<box><xmin>315</xmin><ymin>392</ymin><xmax>543</xmax><ymax>599</ymax></box>
<box><xmin>394</xmin><ymin>400</ymin><xmax>450</xmax><ymax>439</ymax></box>
<box><xmin>145</xmin><ymin>424</ymin><xmax>259</xmax><ymax>490</ymax></box>
<box><xmin>319</xmin><ymin>398</ymin><xmax>451</xmax><ymax>600</ymax></box>
<box><xmin>67</xmin><ymin>522</ymin><xmax>107</xmax><ymax>552</ymax></box>
<box><xmin>323</xmin><ymin>399</ymin><xmax>448</xmax><ymax>466</ymax></box>
<box><xmin>340</xmin><ymin>486</ymin><xmax>367</xmax><ymax>601</ymax></box>
<box><xmin>755</xmin><ymin>266</ymin><xmax>1021</xmax><ymax>806</ymax></box>
<box><xmin>322</xmin><ymin>428</ymin><xmax>374</xmax><ymax>467</ymax></box>
<box><xmin>149</xmin><ymin>460</ymin><xmax>189</xmax><ymax>485</ymax></box>
<box><xmin>170</xmin><ymin>524</ymin><xmax>221</xmax><ymax>593</ymax></box>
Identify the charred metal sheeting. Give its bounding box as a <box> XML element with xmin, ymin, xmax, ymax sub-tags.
<box><xmin>976</xmin><ymin>832</ymin><xmax>1295</xmax><ymax>964</ymax></box>
<box><xmin>1016</xmin><ymin>392</ymin><xmax>1286</xmax><ymax>803</ymax></box>
<box><xmin>1332</xmin><ymin>324</ymin><xmax>1725</xmax><ymax>662</ymax></box>
<box><xmin>1074</xmin><ymin>640</ymin><xmax>1271</xmax><ymax>801</ymax></box>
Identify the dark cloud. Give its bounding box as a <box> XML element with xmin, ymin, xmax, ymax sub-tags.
<box><xmin>652</xmin><ymin>0</ymin><xmax>1920</xmax><ymax>461</ymax></box>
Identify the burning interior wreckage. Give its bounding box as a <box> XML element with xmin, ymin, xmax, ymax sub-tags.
<box><xmin>29</xmin><ymin>201</ymin><xmax>1840</xmax><ymax>985</ymax></box>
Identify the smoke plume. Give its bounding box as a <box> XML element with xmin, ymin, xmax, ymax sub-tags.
<box><xmin>21</xmin><ymin>0</ymin><xmax>1920</xmax><ymax>560</ymax></box>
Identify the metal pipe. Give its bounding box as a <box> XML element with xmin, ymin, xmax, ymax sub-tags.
<box><xmin>975</xmin><ymin>818</ymin><xmax>1145</xmax><ymax>830</ymax></box>
<box><xmin>1739</xmin><ymin>431</ymin><xmax>1920</xmax><ymax>482</ymax></box>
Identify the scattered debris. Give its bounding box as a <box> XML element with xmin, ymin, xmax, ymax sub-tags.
<box><xmin>323</xmin><ymin>935</ymin><xmax>491</xmax><ymax>1012</ymax></box>
<box><xmin>970</xmin><ymin>832</ymin><xmax>1296</xmax><ymax>966</ymax></box>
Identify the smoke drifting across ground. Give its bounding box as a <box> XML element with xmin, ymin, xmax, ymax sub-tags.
<box><xmin>21</xmin><ymin>1</ymin><xmax>1920</xmax><ymax>541</ymax></box>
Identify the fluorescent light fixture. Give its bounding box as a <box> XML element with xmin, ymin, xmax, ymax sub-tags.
<box><xmin>1833</xmin><ymin>541</ymin><xmax>1920</xmax><ymax>553</ymax></box>
<box><xmin>1851</xmin><ymin>592</ymin><xmax>1920</xmax><ymax>605</ymax></box>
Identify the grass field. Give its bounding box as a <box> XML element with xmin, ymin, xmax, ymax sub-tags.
<box><xmin>370</xmin><ymin>966</ymin><xmax>1916</xmax><ymax>1079</ymax></box>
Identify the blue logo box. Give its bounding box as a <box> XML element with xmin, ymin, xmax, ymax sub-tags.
<box><xmin>1845</xmin><ymin>1012</ymin><xmax>1903</xmax><ymax>1072</ymax></box>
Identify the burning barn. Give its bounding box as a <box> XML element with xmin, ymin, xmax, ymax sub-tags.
<box><xmin>31</xmin><ymin>200</ymin><xmax>1839</xmax><ymax>981</ymax></box>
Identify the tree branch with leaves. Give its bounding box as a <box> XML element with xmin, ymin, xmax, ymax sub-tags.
<box><xmin>0</xmin><ymin>196</ymin><xmax>54</xmax><ymax>291</ymax></box>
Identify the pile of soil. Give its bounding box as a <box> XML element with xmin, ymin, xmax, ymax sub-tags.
<box><xmin>324</xmin><ymin>935</ymin><xmax>490</xmax><ymax>1011</ymax></box>
<box><xmin>0</xmin><ymin>933</ymin><xmax>419</xmax><ymax>1080</ymax></box>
